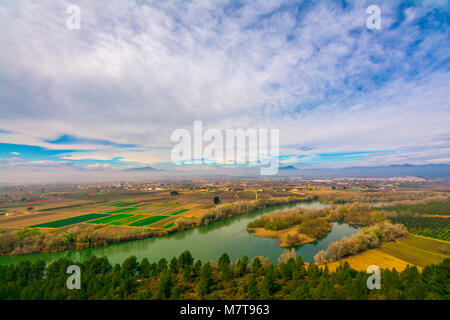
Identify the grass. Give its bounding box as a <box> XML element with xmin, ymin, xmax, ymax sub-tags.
<box><xmin>17</xmin><ymin>228</ymin><xmax>40</xmax><ymax>240</ymax></box>
<box><xmin>129</xmin><ymin>215</ymin><xmax>168</xmax><ymax>227</ymax></box>
<box><xmin>108</xmin><ymin>207</ymin><xmax>139</xmax><ymax>214</ymax></box>
<box><xmin>163</xmin><ymin>222</ymin><xmax>175</xmax><ymax>229</ymax></box>
<box><xmin>383</xmin><ymin>201</ymin><xmax>450</xmax><ymax>216</ymax></box>
<box><xmin>109</xmin><ymin>215</ymin><xmax>147</xmax><ymax>226</ymax></box>
<box><xmin>110</xmin><ymin>202</ymin><xmax>139</xmax><ymax>207</ymax></box>
<box><xmin>170</xmin><ymin>209</ymin><xmax>190</xmax><ymax>216</ymax></box>
<box><xmin>326</xmin><ymin>235</ymin><xmax>449</xmax><ymax>271</ymax></box>
<box><xmin>0</xmin><ymin>204</ymin><xmax>42</xmax><ymax>209</ymax></box>
<box><xmin>133</xmin><ymin>203</ymin><xmax>151</xmax><ymax>208</ymax></box>
<box><xmin>88</xmin><ymin>214</ymin><xmax>133</xmax><ymax>224</ymax></box>
<box><xmin>389</xmin><ymin>216</ymin><xmax>450</xmax><ymax>241</ymax></box>
<box><xmin>379</xmin><ymin>235</ymin><xmax>449</xmax><ymax>267</ymax></box>
<box><xmin>30</xmin><ymin>213</ymin><xmax>111</xmax><ymax>228</ymax></box>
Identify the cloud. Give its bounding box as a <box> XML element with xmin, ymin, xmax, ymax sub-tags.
<box><xmin>0</xmin><ymin>0</ymin><xmax>449</xmax><ymax>180</ymax></box>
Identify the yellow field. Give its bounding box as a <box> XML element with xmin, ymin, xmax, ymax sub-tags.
<box><xmin>325</xmin><ymin>235</ymin><xmax>449</xmax><ymax>271</ymax></box>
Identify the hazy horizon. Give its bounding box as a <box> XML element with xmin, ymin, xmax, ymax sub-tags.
<box><xmin>1</xmin><ymin>0</ymin><xmax>449</xmax><ymax>183</ymax></box>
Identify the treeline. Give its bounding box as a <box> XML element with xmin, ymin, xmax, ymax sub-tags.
<box><xmin>314</xmin><ymin>221</ymin><xmax>407</xmax><ymax>263</ymax></box>
<box><xmin>311</xmin><ymin>190</ymin><xmax>445</xmax><ymax>204</ymax></box>
<box><xmin>175</xmin><ymin>196</ymin><xmax>308</xmax><ymax>230</ymax></box>
<box><xmin>0</xmin><ymin>251</ymin><xmax>448</xmax><ymax>300</ymax></box>
<box><xmin>0</xmin><ymin>224</ymin><xmax>160</xmax><ymax>256</ymax></box>
<box><xmin>247</xmin><ymin>202</ymin><xmax>386</xmax><ymax>236</ymax></box>
<box><xmin>381</xmin><ymin>198</ymin><xmax>450</xmax><ymax>217</ymax></box>
<box><xmin>0</xmin><ymin>197</ymin><xmax>307</xmax><ymax>256</ymax></box>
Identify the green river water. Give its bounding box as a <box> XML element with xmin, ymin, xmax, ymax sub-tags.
<box><xmin>0</xmin><ymin>201</ymin><xmax>362</xmax><ymax>265</ymax></box>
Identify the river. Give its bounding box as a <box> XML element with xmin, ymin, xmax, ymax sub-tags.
<box><xmin>0</xmin><ymin>201</ymin><xmax>362</xmax><ymax>265</ymax></box>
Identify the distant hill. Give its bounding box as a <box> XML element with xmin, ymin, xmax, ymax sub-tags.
<box><xmin>124</xmin><ymin>166</ymin><xmax>164</xmax><ymax>172</ymax></box>
<box><xmin>278</xmin><ymin>165</ymin><xmax>299</xmax><ymax>171</ymax></box>
<box><xmin>276</xmin><ymin>164</ymin><xmax>450</xmax><ymax>178</ymax></box>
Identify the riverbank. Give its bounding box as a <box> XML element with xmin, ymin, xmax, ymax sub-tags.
<box><xmin>0</xmin><ymin>196</ymin><xmax>308</xmax><ymax>257</ymax></box>
<box><xmin>248</xmin><ymin>226</ymin><xmax>316</xmax><ymax>247</ymax></box>
<box><xmin>323</xmin><ymin>235</ymin><xmax>450</xmax><ymax>271</ymax></box>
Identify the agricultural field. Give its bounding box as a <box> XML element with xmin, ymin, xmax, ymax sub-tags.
<box><xmin>0</xmin><ymin>188</ymin><xmax>207</xmax><ymax>229</ymax></box>
<box><xmin>326</xmin><ymin>235</ymin><xmax>449</xmax><ymax>271</ymax></box>
<box><xmin>170</xmin><ymin>209</ymin><xmax>190</xmax><ymax>216</ymax></box>
<box><xmin>389</xmin><ymin>216</ymin><xmax>450</xmax><ymax>241</ymax></box>
<box><xmin>30</xmin><ymin>213</ymin><xmax>111</xmax><ymax>228</ymax></box>
<box><xmin>109</xmin><ymin>215</ymin><xmax>147</xmax><ymax>226</ymax></box>
<box><xmin>383</xmin><ymin>201</ymin><xmax>450</xmax><ymax>216</ymax></box>
<box><xmin>129</xmin><ymin>215</ymin><xmax>169</xmax><ymax>227</ymax></box>
<box><xmin>109</xmin><ymin>202</ymin><xmax>140</xmax><ymax>207</ymax></box>
<box><xmin>88</xmin><ymin>214</ymin><xmax>133</xmax><ymax>224</ymax></box>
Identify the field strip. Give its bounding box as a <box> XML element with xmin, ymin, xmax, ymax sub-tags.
<box><xmin>109</xmin><ymin>215</ymin><xmax>147</xmax><ymax>226</ymax></box>
<box><xmin>324</xmin><ymin>248</ymin><xmax>413</xmax><ymax>272</ymax></box>
<box><xmin>170</xmin><ymin>209</ymin><xmax>190</xmax><ymax>216</ymax></box>
<box><xmin>88</xmin><ymin>214</ymin><xmax>133</xmax><ymax>224</ymax></box>
<box><xmin>411</xmin><ymin>233</ymin><xmax>450</xmax><ymax>244</ymax></box>
<box><xmin>129</xmin><ymin>215</ymin><xmax>169</xmax><ymax>227</ymax></box>
<box><xmin>30</xmin><ymin>213</ymin><xmax>111</xmax><ymax>228</ymax></box>
<box><xmin>109</xmin><ymin>202</ymin><xmax>139</xmax><ymax>207</ymax></box>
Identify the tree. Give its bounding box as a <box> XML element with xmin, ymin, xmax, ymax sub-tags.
<box><xmin>138</xmin><ymin>258</ymin><xmax>150</xmax><ymax>278</ymax></box>
<box><xmin>170</xmin><ymin>191</ymin><xmax>179</xmax><ymax>196</ymax></box>
<box><xmin>198</xmin><ymin>263</ymin><xmax>213</xmax><ymax>296</ymax></box>
<box><xmin>157</xmin><ymin>258</ymin><xmax>168</xmax><ymax>273</ymax></box>
<box><xmin>169</xmin><ymin>257</ymin><xmax>178</xmax><ymax>273</ymax></box>
<box><xmin>178</xmin><ymin>250</ymin><xmax>194</xmax><ymax>270</ymax></box>
<box><xmin>122</xmin><ymin>256</ymin><xmax>139</xmax><ymax>276</ymax></box>
<box><xmin>235</xmin><ymin>255</ymin><xmax>249</xmax><ymax>277</ymax></box>
<box><xmin>157</xmin><ymin>271</ymin><xmax>173</xmax><ymax>299</ymax></box>
<box><xmin>218</xmin><ymin>253</ymin><xmax>231</xmax><ymax>279</ymax></box>
<box><xmin>252</xmin><ymin>257</ymin><xmax>262</xmax><ymax>274</ymax></box>
<box><xmin>246</xmin><ymin>275</ymin><xmax>258</xmax><ymax>299</ymax></box>
<box><xmin>213</xmin><ymin>196</ymin><xmax>221</xmax><ymax>205</ymax></box>
<box><xmin>260</xmin><ymin>265</ymin><xmax>277</xmax><ymax>299</ymax></box>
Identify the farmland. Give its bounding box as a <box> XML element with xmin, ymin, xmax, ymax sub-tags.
<box><xmin>30</xmin><ymin>213</ymin><xmax>111</xmax><ymax>228</ymax></box>
<box><xmin>383</xmin><ymin>201</ymin><xmax>450</xmax><ymax>216</ymax></box>
<box><xmin>88</xmin><ymin>214</ymin><xmax>133</xmax><ymax>224</ymax></box>
<box><xmin>326</xmin><ymin>235</ymin><xmax>449</xmax><ymax>271</ymax></box>
<box><xmin>129</xmin><ymin>215</ymin><xmax>168</xmax><ymax>227</ymax></box>
<box><xmin>388</xmin><ymin>216</ymin><xmax>450</xmax><ymax>241</ymax></box>
<box><xmin>109</xmin><ymin>215</ymin><xmax>147</xmax><ymax>226</ymax></box>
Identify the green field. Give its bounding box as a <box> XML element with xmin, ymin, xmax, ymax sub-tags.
<box><xmin>31</xmin><ymin>213</ymin><xmax>111</xmax><ymax>228</ymax></box>
<box><xmin>133</xmin><ymin>203</ymin><xmax>151</xmax><ymax>208</ymax></box>
<box><xmin>129</xmin><ymin>215</ymin><xmax>168</xmax><ymax>227</ymax></box>
<box><xmin>110</xmin><ymin>202</ymin><xmax>139</xmax><ymax>207</ymax></box>
<box><xmin>109</xmin><ymin>215</ymin><xmax>147</xmax><ymax>226</ymax></box>
<box><xmin>379</xmin><ymin>235</ymin><xmax>449</xmax><ymax>267</ymax></box>
<box><xmin>170</xmin><ymin>209</ymin><xmax>190</xmax><ymax>216</ymax></box>
<box><xmin>108</xmin><ymin>207</ymin><xmax>138</xmax><ymax>214</ymax></box>
<box><xmin>389</xmin><ymin>216</ymin><xmax>450</xmax><ymax>241</ymax></box>
<box><xmin>383</xmin><ymin>201</ymin><xmax>450</xmax><ymax>216</ymax></box>
<box><xmin>88</xmin><ymin>214</ymin><xmax>133</xmax><ymax>224</ymax></box>
<box><xmin>0</xmin><ymin>204</ymin><xmax>42</xmax><ymax>209</ymax></box>
<box><xmin>163</xmin><ymin>222</ymin><xmax>175</xmax><ymax>229</ymax></box>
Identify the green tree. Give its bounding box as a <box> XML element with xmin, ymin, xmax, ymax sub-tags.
<box><xmin>157</xmin><ymin>271</ymin><xmax>173</xmax><ymax>299</ymax></box>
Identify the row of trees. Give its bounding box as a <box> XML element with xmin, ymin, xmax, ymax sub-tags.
<box><xmin>314</xmin><ymin>221</ymin><xmax>408</xmax><ymax>263</ymax></box>
<box><xmin>0</xmin><ymin>250</ymin><xmax>448</xmax><ymax>300</ymax></box>
<box><xmin>311</xmin><ymin>190</ymin><xmax>445</xmax><ymax>203</ymax></box>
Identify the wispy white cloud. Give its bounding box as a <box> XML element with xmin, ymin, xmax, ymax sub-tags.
<box><xmin>0</xmin><ymin>0</ymin><xmax>449</xmax><ymax>178</ymax></box>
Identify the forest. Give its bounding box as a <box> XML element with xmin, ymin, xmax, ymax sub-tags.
<box><xmin>0</xmin><ymin>251</ymin><xmax>448</xmax><ymax>300</ymax></box>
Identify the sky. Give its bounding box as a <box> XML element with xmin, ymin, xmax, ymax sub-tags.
<box><xmin>0</xmin><ymin>0</ymin><xmax>449</xmax><ymax>183</ymax></box>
